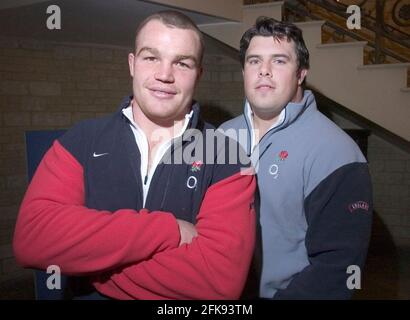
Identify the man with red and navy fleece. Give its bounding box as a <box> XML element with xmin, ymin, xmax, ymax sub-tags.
<box><xmin>13</xmin><ymin>11</ymin><xmax>256</xmax><ymax>300</ymax></box>
<box><xmin>220</xmin><ymin>17</ymin><xmax>373</xmax><ymax>299</ymax></box>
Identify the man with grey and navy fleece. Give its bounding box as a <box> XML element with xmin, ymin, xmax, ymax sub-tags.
<box><xmin>220</xmin><ymin>17</ymin><xmax>373</xmax><ymax>299</ymax></box>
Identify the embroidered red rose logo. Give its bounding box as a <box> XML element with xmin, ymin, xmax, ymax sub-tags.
<box><xmin>278</xmin><ymin>150</ymin><xmax>288</xmax><ymax>161</ymax></box>
<box><xmin>191</xmin><ymin>160</ymin><xmax>203</xmax><ymax>172</ymax></box>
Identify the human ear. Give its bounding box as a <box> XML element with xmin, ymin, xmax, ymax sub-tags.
<box><xmin>297</xmin><ymin>68</ymin><xmax>308</xmax><ymax>85</ymax></box>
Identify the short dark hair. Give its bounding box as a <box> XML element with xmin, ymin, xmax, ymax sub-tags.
<box><xmin>239</xmin><ymin>17</ymin><xmax>309</xmax><ymax>71</ymax></box>
<box><xmin>134</xmin><ymin>10</ymin><xmax>204</xmax><ymax>65</ymax></box>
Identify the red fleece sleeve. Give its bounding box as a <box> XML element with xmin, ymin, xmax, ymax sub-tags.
<box><xmin>93</xmin><ymin>171</ymin><xmax>256</xmax><ymax>299</ymax></box>
<box><xmin>13</xmin><ymin>140</ymin><xmax>180</xmax><ymax>275</ymax></box>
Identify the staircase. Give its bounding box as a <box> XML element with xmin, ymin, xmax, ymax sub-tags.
<box><xmin>151</xmin><ymin>0</ymin><xmax>410</xmax><ymax>142</ymax></box>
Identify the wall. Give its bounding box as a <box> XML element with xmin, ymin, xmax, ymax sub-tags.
<box><xmin>331</xmin><ymin>113</ymin><xmax>410</xmax><ymax>248</ymax></box>
<box><xmin>0</xmin><ymin>37</ymin><xmax>129</xmax><ymax>288</ymax></box>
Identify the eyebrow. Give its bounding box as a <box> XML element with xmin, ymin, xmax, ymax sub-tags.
<box><xmin>175</xmin><ymin>55</ymin><xmax>198</xmax><ymax>66</ymax></box>
<box><xmin>137</xmin><ymin>47</ymin><xmax>198</xmax><ymax>66</ymax></box>
<box><xmin>137</xmin><ymin>47</ymin><xmax>159</xmax><ymax>56</ymax></box>
<box><xmin>246</xmin><ymin>53</ymin><xmax>291</xmax><ymax>61</ymax></box>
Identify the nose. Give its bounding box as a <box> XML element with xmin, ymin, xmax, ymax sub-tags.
<box><xmin>154</xmin><ymin>62</ymin><xmax>175</xmax><ymax>83</ymax></box>
<box><xmin>258</xmin><ymin>61</ymin><xmax>272</xmax><ymax>78</ymax></box>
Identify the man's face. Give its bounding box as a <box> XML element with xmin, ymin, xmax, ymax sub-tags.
<box><xmin>128</xmin><ymin>20</ymin><xmax>202</xmax><ymax>125</ymax></box>
<box><xmin>243</xmin><ymin>36</ymin><xmax>307</xmax><ymax>119</ymax></box>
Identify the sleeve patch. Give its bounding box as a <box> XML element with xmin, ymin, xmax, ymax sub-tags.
<box><xmin>348</xmin><ymin>201</ymin><xmax>370</xmax><ymax>213</ymax></box>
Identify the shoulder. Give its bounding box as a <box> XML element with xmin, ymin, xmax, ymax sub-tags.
<box><xmin>308</xmin><ymin>112</ymin><xmax>365</xmax><ymax>162</ymax></box>
<box><xmin>58</xmin><ymin>112</ymin><xmax>120</xmax><ymax>162</ymax></box>
<box><xmin>218</xmin><ymin>115</ymin><xmax>247</xmax><ymax>142</ymax></box>
<box><xmin>299</xmin><ymin>111</ymin><xmax>367</xmax><ymax>196</ymax></box>
<box><xmin>194</xmin><ymin>121</ymin><xmax>251</xmax><ymax>186</ymax></box>
<box><xmin>219</xmin><ymin>115</ymin><xmax>246</xmax><ymax>131</ymax></box>
<box><xmin>60</xmin><ymin>113</ymin><xmax>116</xmax><ymax>143</ymax></box>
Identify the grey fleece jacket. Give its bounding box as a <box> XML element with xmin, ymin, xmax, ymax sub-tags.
<box><xmin>220</xmin><ymin>90</ymin><xmax>373</xmax><ymax>299</ymax></box>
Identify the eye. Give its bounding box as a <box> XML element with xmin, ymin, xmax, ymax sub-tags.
<box><xmin>143</xmin><ymin>56</ymin><xmax>157</xmax><ymax>62</ymax></box>
<box><xmin>273</xmin><ymin>59</ymin><xmax>286</xmax><ymax>65</ymax></box>
<box><xmin>248</xmin><ymin>59</ymin><xmax>260</xmax><ymax>65</ymax></box>
<box><xmin>176</xmin><ymin>61</ymin><xmax>191</xmax><ymax>69</ymax></box>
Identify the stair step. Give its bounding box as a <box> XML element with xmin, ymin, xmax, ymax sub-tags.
<box><xmin>316</xmin><ymin>41</ymin><xmax>368</xmax><ymax>49</ymax></box>
<box><xmin>357</xmin><ymin>63</ymin><xmax>410</xmax><ymax>70</ymax></box>
<box><xmin>243</xmin><ymin>1</ymin><xmax>284</xmax><ymax>10</ymax></box>
<box><xmin>295</xmin><ymin>20</ymin><xmax>325</xmax><ymax>48</ymax></box>
<box><xmin>243</xmin><ymin>1</ymin><xmax>283</xmax><ymax>28</ymax></box>
<box><xmin>296</xmin><ymin>20</ymin><xmax>325</xmax><ymax>27</ymax></box>
<box><xmin>199</xmin><ymin>22</ymin><xmax>242</xmax><ymax>50</ymax></box>
<box><xmin>198</xmin><ymin>21</ymin><xmax>241</xmax><ymax>28</ymax></box>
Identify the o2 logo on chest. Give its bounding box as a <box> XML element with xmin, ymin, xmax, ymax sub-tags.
<box><xmin>186</xmin><ymin>176</ymin><xmax>198</xmax><ymax>189</ymax></box>
<box><xmin>269</xmin><ymin>164</ymin><xmax>279</xmax><ymax>179</ymax></box>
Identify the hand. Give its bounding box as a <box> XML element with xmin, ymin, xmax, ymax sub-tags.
<box><xmin>176</xmin><ymin>219</ymin><xmax>198</xmax><ymax>246</ymax></box>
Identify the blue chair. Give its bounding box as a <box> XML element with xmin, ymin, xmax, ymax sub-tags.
<box><xmin>25</xmin><ymin>130</ymin><xmax>67</xmax><ymax>300</ymax></box>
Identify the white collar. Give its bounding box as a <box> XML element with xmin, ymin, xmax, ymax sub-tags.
<box><xmin>122</xmin><ymin>104</ymin><xmax>193</xmax><ymax>136</ymax></box>
<box><xmin>122</xmin><ymin>104</ymin><xmax>193</xmax><ymax>206</ymax></box>
<box><xmin>245</xmin><ymin>100</ymin><xmax>285</xmax><ymax>152</ymax></box>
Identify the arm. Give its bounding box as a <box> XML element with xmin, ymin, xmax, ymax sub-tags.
<box><xmin>93</xmin><ymin>171</ymin><xmax>256</xmax><ymax>299</ymax></box>
<box><xmin>274</xmin><ymin>163</ymin><xmax>373</xmax><ymax>299</ymax></box>
<box><xmin>13</xmin><ymin>140</ymin><xmax>180</xmax><ymax>275</ymax></box>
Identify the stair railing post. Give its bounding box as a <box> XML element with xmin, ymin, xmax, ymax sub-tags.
<box><xmin>374</xmin><ymin>0</ymin><xmax>385</xmax><ymax>64</ymax></box>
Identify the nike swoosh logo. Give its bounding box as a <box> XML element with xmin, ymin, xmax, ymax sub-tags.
<box><xmin>93</xmin><ymin>152</ymin><xmax>109</xmax><ymax>158</ymax></box>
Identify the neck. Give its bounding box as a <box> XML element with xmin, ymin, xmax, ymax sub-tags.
<box><xmin>251</xmin><ymin>87</ymin><xmax>305</xmax><ymax>142</ymax></box>
<box><xmin>252</xmin><ymin>112</ymin><xmax>280</xmax><ymax>143</ymax></box>
<box><xmin>132</xmin><ymin>102</ymin><xmax>187</xmax><ymax>144</ymax></box>
<box><xmin>290</xmin><ymin>86</ymin><xmax>304</xmax><ymax>104</ymax></box>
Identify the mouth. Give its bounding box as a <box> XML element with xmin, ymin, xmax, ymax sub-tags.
<box><xmin>147</xmin><ymin>87</ymin><xmax>177</xmax><ymax>99</ymax></box>
<box><xmin>255</xmin><ymin>84</ymin><xmax>275</xmax><ymax>90</ymax></box>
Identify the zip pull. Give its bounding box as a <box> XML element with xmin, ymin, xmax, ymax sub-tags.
<box><xmin>144</xmin><ymin>175</ymin><xmax>148</xmax><ymax>185</ymax></box>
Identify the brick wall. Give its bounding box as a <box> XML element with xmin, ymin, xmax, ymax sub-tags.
<box><xmin>0</xmin><ymin>37</ymin><xmax>128</xmax><ymax>286</ymax></box>
<box><xmin>194</xmin><ymin>55</ymin><xmax>244</xmax><ymax>125</ymax></box>
<box><xmin>0</xmin><ymin>36</ymin><xmax>243</xmax><ymax>289</ymax></box>
<box><xmin>367</xmin><ymin>136</ymin><xmax>410</xmax><ymax>247</ymax></box>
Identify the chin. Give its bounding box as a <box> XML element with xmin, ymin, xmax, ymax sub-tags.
<box><xmin>153</xmin><ymin>108</ymin><xmax>182</xmax><ymax>121</ymax></box>
<box><xmin>253</xmin><ymin>100</ymin><xmax>277</xmax><ymax>111</ymax></box>
<box><xmin>148</xmin><ymin>110</ymin><xmax>174</xmax><ymax>120</ymax></box>
<box><xmin>253</xmin><ymin>101</ymin><xmax>282</xmax><ymax>113</ymax></box>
